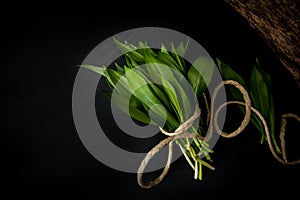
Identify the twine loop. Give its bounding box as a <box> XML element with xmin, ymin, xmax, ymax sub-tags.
<box><xmin>137</xmin><ymin>104</ymin><xmax>202</xmax><ymax>188</ymax></box>
<box><xmin>137</xmin><ymin>80</ymin><xmax>300</xmax><ymax>188</ymax></box>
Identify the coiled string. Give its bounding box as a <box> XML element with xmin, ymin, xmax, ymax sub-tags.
<box><xmin>137</xmin><ymin>80</ymin><xmax>300</xmax><ymax>188</ymax></box>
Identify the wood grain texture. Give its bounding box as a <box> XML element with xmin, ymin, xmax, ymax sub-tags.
<box><xmin>224</xmin><ymin>0</ymin><xmax>300</xmax><ymax>87</ymax></box>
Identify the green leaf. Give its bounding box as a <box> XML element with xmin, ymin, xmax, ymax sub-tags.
<box><xmin>111</xmin><ymin>92</ymin><xmax>151</xmax><ymax>124</ymax></box>
<box><xmin>172</xmin><ymin>39</ymin><xmax>189</xmax><ymax>73</ymax></box>
<box><xmin>216</xmin><ymin>58</ymin><xmax>247</xmax><ymax>101</ymax></box>
<box><xmin>176</xmin><ymin>39</ymin><xmax>189</xmax><ymax>57</ymax></box>
<box><xmin>78</xmin><ymin>64</ymin><xmax>125</xmax><ymax>92</ymax></box>
<box><xmin>142</xmin><ymin>53</ymin><xmax>183</xmax><ymax>122</ymax></box>
<box><xmin>78</xmin><ymin>64</ymin><xmax>151</xmax><ymax>125</ymax></box>
<box><xmin>148</xmin><ymin>83</ymin><xmax>174</xmax><ymax>117</ymax></box>
<box><xmin>250</xmin><ymin>59</ymin><xmax>279</xmax><ymax>152</ymax></box>
<box><xmin>157</xmin><ymin>51</ymin><xmax>182</xmax><ymax>73</ymax></box>
<box><xmin>124</xmin><ymin>67</ymin><xmax>154</xmax><ymax>108</ymax></box>
<box><xmin>170</xmin><ymin>43</ymin><xmax>186</xmax><ymax>74</ymax></box>
<box><xmin>99</xmin><ymin>89</ymin><xmax>112</xmax><ymax>100</ymax></box>
<box><xmin>104</xmin><ymin>68</ymin><xmax>127</xmax><ymax>92</ymax></box>
<box><xmin>143</xmin><ymin>52</ymin><xmax>192</xmax><ymax>123</ymax></box>
<box><xmin>113</xmin><ymin>37</ymin><xmax>144</xmax><ymax>63</ymax></box>
<box><xmin>78</xmin><ymin>64</ymin><xmax>119</xmax><ymax>89</ymax></box>
<box><xmin>216</xmin><ymin>58</ymin><xmax>265</xmax><ymax>137</ymax></box>
<box><xmin>139</xmin><ymin>42</ymin><xmax>157</xmax><ymax>57</ymax></box>
<box><xmin>161</xmin><ymin>77</ymin><xmax>183</xmax><ymax>122</ymax></box>
<box><xmin>160</xmin><ymin>44</ymin><xmax>168</xmax><ymax>54</ymax></box>
<box><xmin>250</xmin><ymin>64</ymin><xmax>268</xmax><ymax>121</ymax></box>
<box><xmin>125</xmin><ymin>40</ymin><xmax>138</xmax><ymax>51</ymax></box>
<box><xmin>125</xmin><ymin>54</ymin><xmax>139</xmax><ymax>68</ymax></box>
<box><xmin>114</xmin><ymin>63</ymin><xmax>125</xmax><ymax>74</ymax></box>
<box><xmin>149</xmin><ymin>57</ymin><xmax>193</xmax><ymax>122</ymax></box>
<box><xmin>188</xmin><ymin>56</ymin><xmax>214</xmax><ymax>98</ymax></box>
<box><xmin>124</xmin><ymin>67</ymin><xmax>179</xmax><ymax>130</ymax></box>
<box><xmin>78</xmin><ymin>64</ymin><xmax>106</xmax><ymax>76</ymax></box>
<box><xmin>143</xmin><ymin>49</ymin><xmax>162</xmax><ymax>67</ymax></box>
<box><xmin>250</xmin><ymin>63</ymin><xmax>269</xmax><ymax>141</ymax></box>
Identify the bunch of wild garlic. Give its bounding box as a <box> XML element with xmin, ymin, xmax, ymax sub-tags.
<box><xmin>81</xmin><ymin>38</ymin><xmax>216</xmax><ymax>181</ymax></box>
<box><xmin>80</xmin><ymin>38</ymin><xmax>284</xmax><ymax>187</ymax></box>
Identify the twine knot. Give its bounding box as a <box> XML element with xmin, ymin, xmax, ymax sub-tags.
<box><xmin>137</xmin><ymin>104</ymin><xmax>202</xmax><ymax>188</ymax></box>
<box><xmin>137</xmin><ymin>80</ymin><xmax>300</xmax><ymax>189</ymax></box>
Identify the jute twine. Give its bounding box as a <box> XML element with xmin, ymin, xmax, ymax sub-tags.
<box><xmin>137</xmin><ymin>80</ymin><xmax>300</xmax><ymax>188</ymax></box>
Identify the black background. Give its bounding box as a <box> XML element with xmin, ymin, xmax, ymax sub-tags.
<box><xmin>2</xmin><ymin>2</ymin><xmax>300</xmax><ymax>199</ymax></box>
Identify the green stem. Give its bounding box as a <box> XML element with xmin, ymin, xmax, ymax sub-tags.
<box><xmin>178</xmin><ymin>142</ymin><xmax>195</xmax><ymax>170</ymax></box>
<box><xmin>198</xmin><ymin>161</ymin><xmax>202</xmax><ymax>180</ymax></box>
<box><xmin>194</xmin><ymin>160</ymin><xmax>198</xmax><ymax>179</ymax></box>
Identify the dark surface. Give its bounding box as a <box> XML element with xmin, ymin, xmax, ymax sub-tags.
<box><xmin>2</xmin><ymin>3</ymin><xmax>300</xmax><ymax>199</ymax></box>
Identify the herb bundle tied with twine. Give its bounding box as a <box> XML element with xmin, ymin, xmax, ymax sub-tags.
<box><xmin>80</xmin><ymin>38</ymin><xmax>300</xmax><ymax>188</ymax></box>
